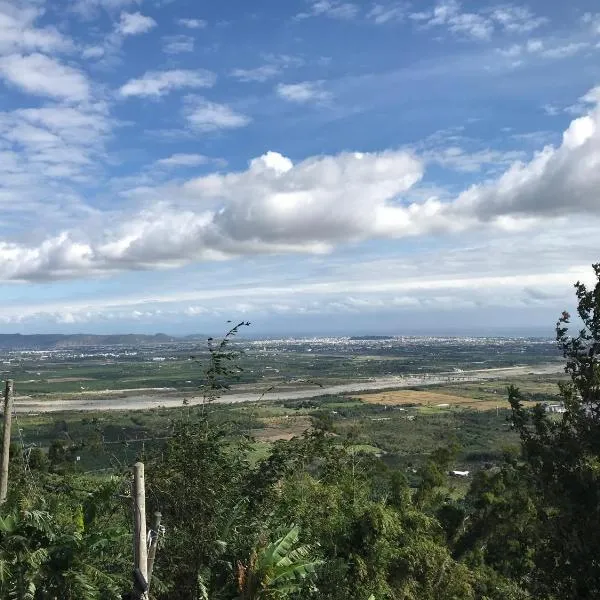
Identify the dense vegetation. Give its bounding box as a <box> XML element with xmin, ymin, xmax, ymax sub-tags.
<box><xmin>1</xmin><ymin>265</ymin><xmax>600</xmax><ymax>599</ymax></box>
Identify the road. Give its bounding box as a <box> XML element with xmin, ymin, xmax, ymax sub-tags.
<box><xmin>12</xmin><ymin>362</ymin><xmax>564</xmax><ymax>414</ymax></box>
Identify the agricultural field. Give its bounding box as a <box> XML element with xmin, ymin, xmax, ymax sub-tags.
<box><xmin>11</xmin><ymin>372</ymin><xmax>563</xmax><ymax>475</ymax></box>
<box><xmin>2</xmin><ymin>334</ymin><xmax>566</xmax><ymax>478</ymax></box>
<box><xmin>1</xmin><ymin>335</ymin><xmax>561</xmax><ymax>400</ymax></box>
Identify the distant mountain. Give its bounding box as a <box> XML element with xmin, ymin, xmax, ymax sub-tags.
<box><xmin>0</xmin><ymin>333</ymin><xmax>207</xmax><ymax>351</ymax></box>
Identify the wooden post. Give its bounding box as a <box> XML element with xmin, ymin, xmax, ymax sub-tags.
<box><xmin>147</xmin><ymin>511</ymin><xmax>162</xmax><ymax>590</ymax></box>
<box><xmin>132</xmin><ymin>462</ymin><xmax>149</xmax><ymax>599</ymax></box>
<box><xmin>0</xmin><ymin>380</ymin><xmax>14</xmax><ymax>504</ymax></box>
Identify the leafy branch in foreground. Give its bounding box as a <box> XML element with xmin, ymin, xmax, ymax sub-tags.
<box><xmin>190</xmin><ymin>321</ymin><xmax>251</xmax><ymax>406</ymax></box>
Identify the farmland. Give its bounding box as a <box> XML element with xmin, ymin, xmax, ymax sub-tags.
<box><xmin>0</xmin><ymin>333</ymin><xmax>566</xmax><ymax>477</ymax></box>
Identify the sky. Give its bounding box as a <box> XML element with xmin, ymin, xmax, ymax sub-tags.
<box><xmin>0</xmin><ymin>0</ymin><xmax>600</xmax><ymax>336</ymax></box>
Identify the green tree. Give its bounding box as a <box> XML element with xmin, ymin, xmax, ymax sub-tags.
<box><xmin>147</xmin><ymin>419</ymin><xmax>259</xmax><ymax>600</ymax></box>
<box><xmin>509</xmin><ymin>263</ymin><xmax>600</xmax><ymax>599</ymax></box>
<box><xmin>0</xmin><ymin>496</ymin><xmax>128</xmax><ymax>599</ymax></box>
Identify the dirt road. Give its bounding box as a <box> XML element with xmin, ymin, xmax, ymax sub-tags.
<box><xmin>12</xmin><ymin>363</ymin><xmax>564</xmax><ymax>414</ymax></box>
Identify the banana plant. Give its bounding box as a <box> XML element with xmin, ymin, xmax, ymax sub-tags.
<box><xmin>235</xmin><ymin>525</ymin><xmax>321</xmax><ymax>600</ymax></box>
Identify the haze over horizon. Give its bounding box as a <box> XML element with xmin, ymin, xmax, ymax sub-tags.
<box><xmin>0</xmin><ymin>0</ymin><xmax>599</xmax><ymax>334</ymax></box>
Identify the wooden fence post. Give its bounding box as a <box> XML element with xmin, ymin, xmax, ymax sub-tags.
<box><xmin>0</xmin><ymin>380</ymin><xmax>14</xmax><ymax>504</ymax></box>
<box><xmin>132</xmin><ymin>462</ymin><xmax>149</xmax><ymax>599</ymax></box>
<box><xmin>147</xmin><ymin>511</ymin><xmax>162</xmax><ymax>591</ymax></box>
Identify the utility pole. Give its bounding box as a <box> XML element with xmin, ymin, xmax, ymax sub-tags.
<box><xmin>147</xmin><ymin>511</ymin><xmax>162</xmax><ymax>591</ymax></box>
<box><xmin>132</xmin><ymin>462</ymin><xmax>149</xmax><ymax>600</ymax></box>
<box><xmin>0</xmin><ymin>380</ymin><xmax>14</xmax><ymax>504</ymax></box>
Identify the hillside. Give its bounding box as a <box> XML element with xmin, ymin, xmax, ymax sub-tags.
<box><xmin>0</xmin><ymin>333</ymin><xmax>206</xmax><ymax>350</ymax></box>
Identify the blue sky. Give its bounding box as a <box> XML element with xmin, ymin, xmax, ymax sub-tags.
<box><xmin>0</xmin><ymin>0</ymin><xmax>600</xmax><ymax>336</ymax></box>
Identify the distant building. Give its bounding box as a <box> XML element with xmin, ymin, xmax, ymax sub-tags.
<box><xmin>543</xmin><ymin>403</ymin><xmax>566</xmax><ymax>414</ymax></box>
<box><xmin>450</xmin><ymin>470</ymin><xmax>470</xmax><ymax>478</ymax></box>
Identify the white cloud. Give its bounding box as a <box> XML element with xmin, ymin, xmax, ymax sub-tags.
<box><xmin>433</xmin><ymin>0</ymin><xmax>492</xmax><ymax>39</ymax></box>
<box><xmin>76</xmin><ymin>9</ymin><xmax>156</xmax><ymax>62</ymax></box>
<box><xmin>231</xmin><ymin>65</ymin><xmax>281</xmax><ymax>83</ymax></box>
<box><xmin>0</xmin><ymin>149</ymin><xmax>422</xmax><ymax>280</ymax></box>
<box><xmin>423</xmin><ymin>146</ymin><xmax>527</xmax><ymax>173</ymax></box>
<box><xmin>185</xmin><ymin>99</ymin><xmax>251</xmax><ymax>131</ymax></box>
<box><xmin>0</xmin><ymin>53</ymin><xmax>90</xmax><ymax>102</ymax></box>
<box><xmin>231</xmin><ymin>55</ymin><xmax>303</xmax><ymax>83</ymax></box>
<box><xmin>3</xmin><ymin>90</ymin><xmax>600</xmax><ymax>284</ymax></box>
<box><xmin>488</xmin><ymin>5</ymin><xmax>547</xmax><ymax>33</ymax></box>
<box><xmin>448</xmin><ymin>103</ymin><xmax>600</xmax><ymax>220</ymax></box>
<box><xmin>162</xmin><ymin>34</ymin><xmax>194</xmax><ymax>54</ymax></box>
<box><xmin>117</xmin><ymin>11</ymin><xmax>156</xmax><ymax>36</ymax></box>
<box><xmin>410</xmin><ymin>1</ymin><xmax>547</xmax><ymax>40</ymax></box>
<box><xmin>496</xmin><ymin>39</ymin><xmax>591</xmax><ymax>65</ymax></box>
<box><xmin>0</xmin><ymin>96</ymin><xmax>111</xmax><ymax>234</ymax></box>
<box><xmin>277</xmin><ymin>81</ymin><xmax>332</xmax><ymax>103</ymax></box>
<box><xmin>119</xmin><ymin>69</ymin><xmax>216</xmax><ymax>98</ymax></box>
<box><xmin>368</xmin><ymin>3</ymin><xmax>408</xmax><ymax>24</ymax></box>
<box><xmin>177</xmin><ymin>18</ymin><xmax>206</xmax><ymax>29</ymax></box>
<box><xmin>0</xmin><ymin>3</ymin><xmax>72</xmax><ymax>54</ymax></box>
<box><xmin>71</xmin><ymin>0</ymin><xmax>142</xmax><ymax>18</ymax></box>
<box><xmin>155</xmin><ymin>154</ymin><xmax>222</xmax><ymax>168</ymax></box>
<box><xmin>2</xmin><ymin>238</ymin><xmax>596</xmax><ymax>323</ymax></box>
<box><xmin>296</xmin><ymin>0</ymin><xmax>359</xmax><ymax>20</ymax></box>
<box><xmin>582</xmin><ymin>12</ymin><xmax>600</xmax><ymax>35</ymax></box>
<box><xmin>82</xmin><ymin>45</ymin><xmax>105</xmax><ymax>59</ymax></box>
<box><xmin>539</xmin><ymin>42</ymin><xmax>589</xmax><ymax>59</ymax></box>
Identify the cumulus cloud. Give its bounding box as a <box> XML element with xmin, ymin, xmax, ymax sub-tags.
<box><xmin>117</xmin><ymin>11</ymin><xmax>156</xmax><ymax>36</ymax></box>
<box><xmin>277</xmin><ymin>81</ymin><xmax>332</xmax><ymax>103</ymax></box>
<box><xmin>0</xmin><ymin>149</ymin><xmax>422</xmax><ymax>280</ymax></box>
<box><xmin>177</xmin><ymin>18</ymin><xmax>206</xmax><ymax>29</ymax></box>
<box><xmin>119</xmin><ymin>69</ymin><xmax>216</xmax><ymax>97</ymax></box>
<box><xmin>0</xmin><ymin>2</ymin><xmax>72</xmax><ymax>54</ymax></box>
<box><xmin>452</xmin><ymin>104</ymin><xmax>600</xmax><ymax>219</ymax></box>
<box><xmin>2</xmin><ymin>89</ymin><xmax>600</xmax><ymax>283</ymax></box>
<box><xmin>185</xmin><ymin>99</ymin><xmax>251</xmax><ymax>131</ymax></box>
<box><xmin>0</xmin><ymin>53</ymin><xmax>90</xmax><ymax>102</ymax></box>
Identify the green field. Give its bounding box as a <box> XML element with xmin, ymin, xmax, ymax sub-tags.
<box><xmin>11</xmin><ymin>370</ymin><xmax>563</xmax><ymax>474</ymax></box>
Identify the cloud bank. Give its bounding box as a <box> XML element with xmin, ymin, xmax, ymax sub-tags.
<box><xmin>1</xmin><ymin>89</ymin><xmax>600</xmax><ymax>283</ymax></box>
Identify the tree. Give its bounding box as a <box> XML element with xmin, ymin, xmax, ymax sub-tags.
<box><xmin>0</xmin><ymin>497</ymin><xmax>128</xmax><ymax>599</ymax></box>
<box><xmin>509</xmin><ymin>263</ymin><xmax>600</xmax><ymax>599</ymax></box>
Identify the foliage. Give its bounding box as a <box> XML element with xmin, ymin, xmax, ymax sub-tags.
<box><xmin>235</xmin><ymin>525</ymin><xmax>320</xmax><ymax>599</ymax></box>
<box><xmin>508</xmin><ymin>263</ymin><xmax>600</xmax><ymax>599</ymax></box>
<box><xmin>193</xmin><ymin>321</ymin><xmax>251</xmax><ymax>405</ymax></box>
<box><xmin>0</xmin><ymin>488</ymin><xmax>129</xmax><ymax>599</ymax></box>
